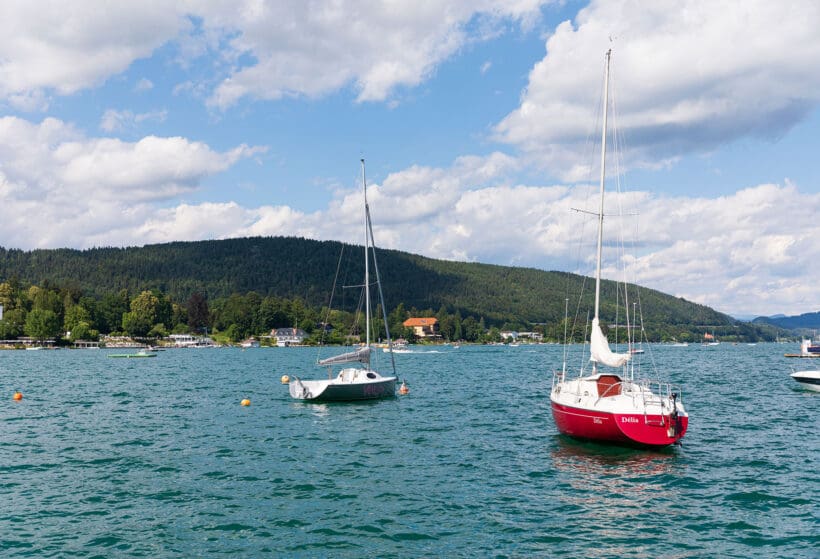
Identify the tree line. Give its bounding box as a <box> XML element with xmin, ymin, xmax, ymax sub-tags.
<box><xmin>0</xmin><ymin>277</ymin><xmax>523</xmax><ymax>345</ymax></box>
<box><xmin>0</xmin><ymin>236</ymin><xmax>784</xmax><ymax>344</ymax></box>
<box><xmin>0</xmin><ymin>274</ymin><xmax>781</xmax><ymax>346</ymax></box>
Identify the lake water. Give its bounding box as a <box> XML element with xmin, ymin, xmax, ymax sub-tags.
<box><xmin>1</xmin><ymin>343</ymin><xmax>817</xmax><ymax>557</ymax></box>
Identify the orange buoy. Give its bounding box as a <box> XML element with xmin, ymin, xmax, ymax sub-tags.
<box><xmin>13</xmin><ymin>391</ymin><xmax>23</xmax><ymax>401</ymax></box>
<box><xmin>240</xmin><ymin>398</ymin><xmax>251</xmax><ymax>406</ymax></box>
<box><xmin>399</xmin><ymin>382</ymin><xmax>409</xmax><ymax>395</ymax></box>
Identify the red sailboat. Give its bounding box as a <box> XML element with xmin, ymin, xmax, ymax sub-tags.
<box><xmin>549</xmin><ymin>50</ymin><xmax>688</xmax><ymax>448</ymax></box>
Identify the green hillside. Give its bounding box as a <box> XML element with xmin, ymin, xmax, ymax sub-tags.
<box><xmin>753</xmin><ymin>312</ymin><xmax>820</xmax><ymax>333</ymax></box>
<box><xmin>0</xmin><ymin>236</ymin><xmax>776</xmax><ymax>342</ymax></box>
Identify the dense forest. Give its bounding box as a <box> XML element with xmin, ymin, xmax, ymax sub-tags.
<box><xmin>0</xmin><ymin>236</ymin><xmax>781</xmax><ymax>345</ymax></box>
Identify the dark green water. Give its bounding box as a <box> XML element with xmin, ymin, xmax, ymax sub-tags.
<box><xmin>1</xmin><ymin>344</ymin><xmax>817</xmax><ymax>557</ymax></box>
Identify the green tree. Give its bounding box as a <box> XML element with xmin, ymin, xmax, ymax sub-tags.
<box><xmin>98</xmin><ymin>290</ymin><xmax>130</xmax><ymax>334</ymax></box>
<box><xmin>64</xmin><ymin>304</ymin><xmax>92</xmax><ymax>336</ymax></box>
<box><xmin>122</xmin><ymin>311</ymin><xmax>152</xmax><ymax>338</ymax></box>
<box><xmin>24</xmin><ymin>308</ymin><xmax>61</xmax><ymax>341</ymax></box>
<box><xmin>453</xmin><ymin>310</ymin><xmax>463</xmax><ymax>341</ymax></box>
<box><xmin>258</xmin><ymin>296</ymin><xmax>288</xmax><ymax>331</ymax></box>
<box><xmin>186</xmin><ymin>291</ymin><xmax>209</xmax><ymax>331</ymax></box>
<box><xmin>171</xmin><ymin>302</ymin><xmax>187</xmax><ymax>330</ymax></box>
<box><xmin>130</xmin><ymin>291</ymin><xmax>161</xmax><ymax>326</ymax></box>
<box><xmin>29</xmin><ymin>286</ymin><xmax>63</xmax><ymax>321</ymax></box>
<box><xmin>69</xmin><ymin>321</ymin><xmax>94</xmax><ymax>342</ymax></box>
<box><xmin>0</xmin><ymin>308</ymin><xmax>26</xmax><ymax>339</ymax></box>
<box><xmin>152</xmin><ymin>291</ymin><xmax>173</xmax><ymax>330</ymax></box>
<box><xmin>436</xmin><ymin>305</ymin><xmax>454</xmax><ymax>341</ymax></box>
<box><xmin>0</xmin><ymin>282</ymin><xmax>15</xmax><ymax>310</ymax></box>
<box><xmin>224</xmin><ymin>323</ymin><xmax>243</xmax><ymax>343</ymax></box>
<box><xmin>214</xmin><ymin>293</ymin><xmax>256</xmax><ymax>339</ymax></box>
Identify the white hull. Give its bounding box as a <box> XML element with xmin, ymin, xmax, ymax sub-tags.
<box><xmin>790</xmin><ymin>370</ymin><xmax>820</xmax><ymax>391</ymax></box>
<box><xmin>289</xmin><ymin>368</ymin><xmax>396</xmax><ymax>401</ymax></box>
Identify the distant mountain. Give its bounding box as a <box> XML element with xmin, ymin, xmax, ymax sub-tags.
<box><xmin>753</xmin><ymin>312</ymin><xmax>820</xmax><ymax>331</ymax></box>
<box><xmin>0</xmin><ymin>236</ymin><xmax>778</xmax><ymax>341</ymax></box>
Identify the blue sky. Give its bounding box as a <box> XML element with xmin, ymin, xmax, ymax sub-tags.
<box><xmin>1</xmin><ymin>0</ymin><xmax>819</xmax><ymax>318</ymax></box>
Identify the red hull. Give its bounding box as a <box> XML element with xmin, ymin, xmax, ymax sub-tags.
<box><xmin>551</xmin><ymin>401</ymin><xmax>688</xmax><ymax>448</ymax></box>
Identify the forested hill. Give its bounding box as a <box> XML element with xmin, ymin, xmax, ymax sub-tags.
<box><xmin>753</xmin><ymin>312</ymin><xmax>820</xmax><ymax>332</ymax></box>
<box><xmin>0</xmin><ymin>236</ymin><xmax>767</xmax><ymax>340</ymax></box>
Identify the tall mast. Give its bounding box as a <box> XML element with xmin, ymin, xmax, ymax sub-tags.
<box><xmin>594</xmin><ymin>49</ymin><xmax>611</xmax><ymax>322</ymax></box>
<box><xmin>361</xmin><ymin>158</ymin><xmax>371</xmax><ymax>349</ymax></box>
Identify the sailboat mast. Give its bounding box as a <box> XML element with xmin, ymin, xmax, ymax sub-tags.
<box><xmin>594</xmin><ymin>49</ymin><xmax>611</xmax><ymax>322</ymax></box>
<box><xmin>361</xmin><ymin>158</ymin><xmax>371</xmax><ymax>349</ymax></box>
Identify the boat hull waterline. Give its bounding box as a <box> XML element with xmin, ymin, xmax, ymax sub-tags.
<box><xmin>790</xmin><ymin>370</ymin><xmax>820</xmax><ymax>392</ymax></box>
<box><xmin>289</xmin><ymin>370</ymin><xmax>396</xmax><ymax>402</ymax></box>
<box><xmin>551</xmin><ymin>401</ymin><xmax>688</xmax><ymax>447</ymax></box>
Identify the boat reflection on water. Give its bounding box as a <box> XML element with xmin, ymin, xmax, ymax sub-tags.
<box><xmin>291</xmin><ymin>397</ymin><xmax>389</xmax><ymax>420</ymax></box>
<box><xmin>550</xmin><ymin>436</ymin><xmax>683</xmax><ymax>533</ymax></box>
<box><xmin>551</xmin><ymin>436</ymin><xmax>679</xmax><ymax>477</ymax></box>
<box><xmin>549</xmin><ymin>437</ymin><xmax>686</xmax><ymax>558</ymax></box>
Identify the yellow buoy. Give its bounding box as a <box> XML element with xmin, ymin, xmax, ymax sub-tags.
<box><xmin>13</xmin><ymin>391</ymin><xmax>23</xmax><ymax>401</ymax></box>
<box><xmin>399</xmin><ymin>382</ymin><xmax>409</xmax><ymax>395</ymax></box>
<box><xmin>281</xmin><ymin>375</ymin><xmax>290</xmax><ymax>384</ymax></box>
<box><xmin>240</xmin><ymin>398</ymin><xmax>251</xmax><ymax>406</ymax></box>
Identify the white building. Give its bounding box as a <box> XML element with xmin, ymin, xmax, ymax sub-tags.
<box><xmin>274</xmin><ymin>328</ymin><xmax>307</xmax><ymax>347</ymax></box>
<box><xmin>168</xmin><ymin>334</ymin><xmax>215</xmax><ymax>347</ymax></box>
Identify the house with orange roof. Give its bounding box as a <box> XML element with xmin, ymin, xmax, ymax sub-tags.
<box><xmin>403</xmin><ymin>317</ymin><xmax>440</xmax><ymax>339</ymax></box>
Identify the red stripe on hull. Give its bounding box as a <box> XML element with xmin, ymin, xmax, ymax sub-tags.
<box><xmin>551</xmin><ymin>401</ymin><xmax>688</xmax><ymax>448</ymax></box>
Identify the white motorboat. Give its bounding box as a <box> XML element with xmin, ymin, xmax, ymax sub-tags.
<box><xmin>790</xmin><ymin>369</ymin><xmax>820</xmax><ymax>391</ymax></box>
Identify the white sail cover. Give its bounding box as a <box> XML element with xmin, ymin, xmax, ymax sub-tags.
<box><xmin>318</xmin><ymin>346</ymin><xmax>371</xmax><ymax>367</ymax></box>
<box><xmin>589</xmin><ymin>318</ymin><xmax>631</xmax><ymax>368</ymax></box>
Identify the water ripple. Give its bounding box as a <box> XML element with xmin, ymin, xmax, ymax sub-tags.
<box><xmin>0</xmin><ymin>344</ymin><xmax>818</xmax><ymax>557</ymax></box>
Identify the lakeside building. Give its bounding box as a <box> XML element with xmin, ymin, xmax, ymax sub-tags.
<box><xmin>274</xmin><ymin>327</ymin><xmax>306</xmax><ymax>347</ymax></box>
<box><xmin>501</xmin><ymin>330</ymin><xmax>544</xmax><ymax>342</ymax></box>
<box><xmin>403</xmin><ymin>317</ymin><xmax>440</xmax><ymax>339</ymax></box>
<box><xmin>168</xmin><ymin>334</ymin><xmax>216</xmax><ymax>348</ymax></box>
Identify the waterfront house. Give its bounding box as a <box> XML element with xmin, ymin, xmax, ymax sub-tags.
<box><xmin>274</xmin><ymin>327</ymin><xmax>307</xmax><ymax>347</ymax></box>
<box><xmin>403</xmin><ymin>317</ymin><xmax>440</xmax><ymax>339</ymax></box>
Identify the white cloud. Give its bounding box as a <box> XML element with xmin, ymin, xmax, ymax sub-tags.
<box><xmin>200</xmin><ymin>1</ymin><xmax>547</xmax><ymax>107</ymax></box>
<box><xmin>0</xmin><ymin>1</ymin><xmax>548</xmax><ymax>109</ymax></box>
<box><xmin>0</xmin><ymin>1</ymin><xmax>185</xmax><ymax>106</ymax></box>
<box><xmin>135</xmin><ymin>78</ymin><xmax>154</xmax><ymax>92</ymax></box>
<box><xmin>2</xmin><ymin>124</ymin><xmax>818</xmax><ymax>316</ymax></box>
<box><xmin>0</xmin><ymin>116</ymin><xmax>263</xmax><ymax>247</ymax></box>
<box><xmin>494</xmin><ymin>0</ymin><xmax>820</xmax><ymax>179</ymax></box>
<box><xmin>99</xmin><ymin>109</ymin><xmax>168</xmax><ymax>132</ymax></box>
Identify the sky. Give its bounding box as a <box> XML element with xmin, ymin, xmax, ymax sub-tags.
<box><xmin>1</xmin><ymin>0</ymin><xmax>819</xmax><ymax>319</ymax></box>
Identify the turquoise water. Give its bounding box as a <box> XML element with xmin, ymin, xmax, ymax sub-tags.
<box><xmin>1</xmin><ymin>344</ymin><xmax>817</xmax><ymax>557</ymax></box>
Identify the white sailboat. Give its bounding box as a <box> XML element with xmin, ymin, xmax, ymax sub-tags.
<box><xmin>289</xmin><ymin>159</ymin><xmax>398</xmax><ymax>402</ymax></box>
<box><xmin>549</xmin><ymin>50</ymin><xmax>688</xmax><ymax>448</ymax></box>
